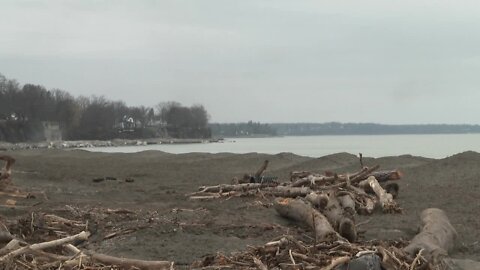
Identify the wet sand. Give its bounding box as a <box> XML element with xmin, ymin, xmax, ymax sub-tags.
<box><xmin>1</xmin><ymin>149</ymin><xmax>479</xmax><ymax>266</ymax></box>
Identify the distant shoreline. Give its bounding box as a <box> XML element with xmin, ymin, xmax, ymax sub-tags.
<box><xmin>4</xmin><ymin>132</ymin><xmax>480</xmax><ymax>152</ymax></box>
<box><xmin>211</xmin><ymin>122</ymin><xmax>480</xmax><ymax>137</ymax></box>
<box><xmin>0</xmin><ymin>138</ymin><xmax>223</xmax><ymax>151</ymax></box>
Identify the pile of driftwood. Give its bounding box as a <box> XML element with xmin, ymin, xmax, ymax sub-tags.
<box><xmin>192</xmin><ymin>208</ymin><xmax>456</xmax><ymax>270</ymax></box>
<box><xmin>0</xmin><ymin>155</ymin><xmax>176</xmax><ymax>269</ymax></box>
<box><xmin>189</xmin><ymin>159</ymin><xmax>403</xmax><ymax>242</ymax></box>
<box><xmin>0</xmin><ymin>207</ymin><xmax>175</xmax><ymax>270</ymax></box>
<box><xmin>188</xmin><ymin>158</ymin><xmax>458</xmax><ymax>269</ymax></box>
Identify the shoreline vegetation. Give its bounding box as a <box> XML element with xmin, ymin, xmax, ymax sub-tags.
<box><xmin>0</xmin><ymin>74</ymin><xmax>211</xmax><ymax>143</ymax></box>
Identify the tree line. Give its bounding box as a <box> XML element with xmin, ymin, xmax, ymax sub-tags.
<box><xmin>209</xmin><ymin>121</ymin><xmax>277</xmax><ymax>137</ymax></box>
<box><xmin>0</xmin><ymin>74</ymin><xmax>211</xmax><ymax>142</ymax></box>
<box><xmin>271</xmin><ymin>122</ymin><xmax>480</xmax><ymax>136</ymax></box>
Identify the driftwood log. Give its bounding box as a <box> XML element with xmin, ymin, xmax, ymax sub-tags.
<box><xmin>254</xmin><ymin>160</ymin><xmax>269</xmax><ymax>179</ymax></box>
<box><xmin>192</xmin><ymin>182</ymin><xmax>277</xmax><ymax>195</ymax></box>
<box><xmin>290</xmin><ymin>165</ymin><xmax>383</xmax><ymax>190</ymax></box>
<box><xmin>368</xmin><ymin>170</ymin><xmax>402</xmax><ymax>182</ymax></box>
<box><xmin>86</xmin><ymin>251</ymin><xmax>174</xmax><ymax>270</ymax></box>
<box><xmin>0</xmin><ymin>231</ymin><xmax>90</xmax><ymax>262</ymax></box>
<box><xmin>290</xmin><ymin>171</ymin><xmax>311</xmax><ymax>181</ymax></box>
<box><xmin>291</xmin><ymin>174</ymin><xmax>336</xmax><ymax>188</ymax></box>
<box><xmin>273</xmin><ymin>197</ymin><xmax>339</xmax><ymax>242</ymax></box>
<box><xmin>404</xmin><ymin>208</ymin><xmax>457</xmax><ymax>265</ymax></box>
<box><xmin>320</xmin><ymin>192</ymin><xmax>357</xmax><ymax>242</ymax></box>
<box><xmin>265</xmin><ymin>186</ymin><xmax>312</xmax><ymax>198</ymax></box>
<box><xmin>238</xmin><ymin>159</ymin><xmax>270</xmax><ymax>183</ymax></box>
<box><xmin>305</xmin><ymin>192</ymin><xmax>329</xmax><ymax>210</ymax></box>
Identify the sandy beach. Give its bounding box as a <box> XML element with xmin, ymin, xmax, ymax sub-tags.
<box><xmin>1</xmin><ymin>149</ymin><xmax>479</xmax><ymax>267</ymax></box>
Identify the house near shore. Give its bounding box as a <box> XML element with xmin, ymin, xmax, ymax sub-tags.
<box><xmin>41</xmin><ymin>121</ymin><xmax>62</xmax><ymax>141</ymax></box>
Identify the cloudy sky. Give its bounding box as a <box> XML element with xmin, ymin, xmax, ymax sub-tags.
<box><xmin>1</xmin><ymin>0</ymin><xmax>480</xmax><ymax>123</ymax></box>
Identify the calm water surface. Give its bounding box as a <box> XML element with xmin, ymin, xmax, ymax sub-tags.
<box><xmin>87</xmin><ymin>134</ymin><xmax>480</xmax><ymax>158</ymax></box>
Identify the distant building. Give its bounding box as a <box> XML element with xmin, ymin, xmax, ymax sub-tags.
<box><xmin>42</xmin><ymin>121</ymin><xmax>62</xmax><ymax>141</ymax></box>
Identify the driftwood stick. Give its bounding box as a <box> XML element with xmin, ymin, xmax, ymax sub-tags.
<box><xmin>291</xmin><ymin>251</ymin><xmax>324</xmax><ymax>265</ymax></box>
<box><xmin>64</xmin><ymin>243</ymin><xmax>81</xmax><ymax>255</ymax></box>
<box><xmin>321</xmin><ymin>256</ymin><xmax>350</xmax><ymax>270</ymax></box>
<box><xmin>409</xmin><ymin>248</ymin><xmax>424</xmax><ymax>270</ymax></box>
<box><xmin>0</xmin><ymin>239</ymin><xmax>22</xmax><ymax>256</ymax></box>
<box><xmin>27</xmin><ymin>248</ymin><xmax>71</xmax><ymax>261</ymax></box>
<box><xmin>86</xmin><ymin>251</ymin><xmax>174</xmax><ymax>270</ymax></box>
<box><xmin>345</xmin><ymin>185</ymin><xmax>376</xmax><ymax>214</ymax></box>
<box><xmin>265</xmin><ymin>237</ymin><xmax>288</xmax><ymax>248</ymax></box>
<box><xmin>0</xmin><ymin>231</ymin><xmax>90</xmax><ymax>261</ymax></box>
<box><xmin>192</xmin><ymin>182</ymin><xmax>277</xmax><ymax>195</ymax></box>
<box><xmin>190</xmin><ymin>186</ymin><xmax>313</xmax><ymax>200</ymax></box>
<box><xmin>253</xmin><ymin>257</ymin><xmax>268</xmax><ymax>270</ymax></box>
<box><xmin>189</xmin><ymin>191</ymin><xmax>240</xmax><ymax>200</ymax></box>
<box><xmin>350</xmin><ymin>165</ymin><xmax>380</xmax><ymax>184</ymax></box>
<box><xmin>350</xmin><ymin>167</ymin><xmax>368</xmax><ymax>180</ymax></box>
<box><xmin>291</xmin><ymin>175</ymin><xmax>335</xmax><ymax>188</ymax></box>
<box><xmin>254</xmin><ymin>160</ymin><xmax>269</xmax><ymax>179</ymax></box>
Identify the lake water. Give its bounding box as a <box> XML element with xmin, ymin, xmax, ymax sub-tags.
<box><xmin>86</xmin><ymin>134</ymin><xmax>480</xmax><ymax>158</ymax></box>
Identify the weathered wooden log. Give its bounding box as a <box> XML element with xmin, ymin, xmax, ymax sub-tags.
<box><xmin>350</xmin><ymin>165</ymin><xmax>380</xmax><ymax>184</ymax></box>
<box><xmin>359</xmin><ymin>176</ymin><xmax>400</xmax><ymax>213</ymax></box>
<box><xmin>289</xmin><ymin>165</ymin><xmax>379</xmax><ymax>191</ymax></box>
<box><xmin>404</xmin><ymin>208</ymin><xmax>457</xmax><ymax>264</ymax></box>
<box><xmin>189</xmin><ymin>191</ymin><xmax>239</xmax><ymax>200</ymax></box>
<box><xmin>87</xmin><ymin>251</ymin><xmax>174</xmax><ymax>270</ymax></box>
<box><xmin>321</xmin><ymin>192</ymin><xmax>357</xmax><ymax>242</ymax></box>
<box><xmin>193</xmin><ymin>182</ymin><xmax>277</xmax><ymax>194</ymax></box>
<box><xmin>290</xmin><ymin>171</ymin><xmax>311</xmax><ymax>181</ymax></box>
<box><xmin>0</xmin><ymin>231</ymin><xmax>90</xmax><ymax>261</ymax></box>
<box><xmin>291</xmin><ymin>175</ymin><xmax>336</xmax><ymax>188</ymax></box>
<box><xmin>254</xmin><ymin>160</ymin><xmax>269</xmax><ymax>179</ymax></box>
<box><xmin>274</xmin><ymin>198</ymin><xmax>339</xmax><ymax>242</ymax></box>
<box><xmin>0</xmin><ymin>239</ymin><xmax>22</xmax><ymax>256</ymax></box>
<box><xmin>238</xmin><ymin>160</ymin><xmax>271</xmax><ymax>184</ymax></box>
<box><xmin>368</xmin><ymin>170</ymin><xmax>402</xmax><ymax>182</ymax></box>
<box><xmin>384</xmin><ymin>182</ymin><xmax>399</xmax><ymax>199</ymax></box>
<box><xmin>265</xmin><ymin>186</ymin><xmax>313</xmax><ymax>198</ymax></box>
<box><xmin>60</xmin><ymin>243</ymin><xmax>174</xmax><ymax>270</ymax></box>
<box><xmin>305</xmin><ymin>192</ymin><xmax>329</xmax><ymax>210</ymax></box>
<box><xmin>189</xmin><ymin>186</ymin><xmax>312</xmax><ymax>200</ymax></box>
<box><xmin>337</xmin><ymin>193</ymin><xmax>356</xmax><ymax>213</ymax></box>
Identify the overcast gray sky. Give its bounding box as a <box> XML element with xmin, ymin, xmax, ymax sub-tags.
<box><xmin>1</xmin><ymin>0</ymin><xmax>480</xmax><ymax>124</ymax></box>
